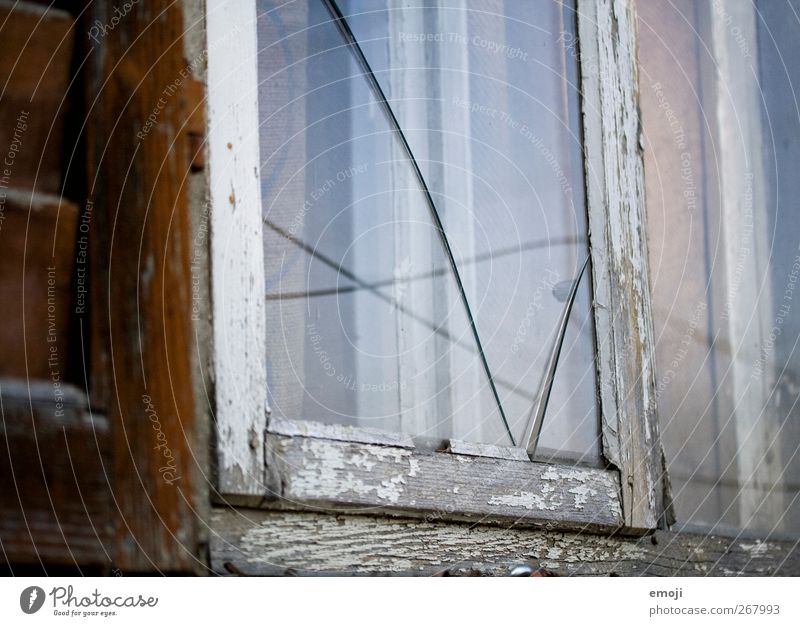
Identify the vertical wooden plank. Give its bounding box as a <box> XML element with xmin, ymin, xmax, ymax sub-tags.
<box><xmin>578</xmin><ymin>0</ymin><xmax>666</xmax><ymax>532</ymax></box>
<box><xmin>86</xmin><ymin>1</ymin><xmax>201</xmax><ymax>570</ymax></box>
<box><xmin>206</xmin><ymin>0</ymin><xmax>267</xmax><ymax>498</ymax></box>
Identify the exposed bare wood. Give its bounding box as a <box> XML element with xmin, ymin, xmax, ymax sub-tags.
<box><xmin>86</xmin><ymin>0</ymin><xmax>201</xmax><ymax>571</ymax></box>
<box><xmin>210</xmin><ymin>508</ymin><xmax>800</xmax><ymax>576</ymax></box>
<box><xmin>0</xmin><ymin>380</ymin><xmax>111</xmax><ymax>568</ymax></box>
<box><xmin>263</xmin><ymin>434</ymin><xmax>622</xmax><ymax>532</ymax></box>
<box><xmin>577</xmin><ymin>0</ymin><xmax>665</xmax><ymax>532</ymax></box>
<box><xmin>183</xmin><ymin>76</ymin><xmax>206</xmax><ymax>172</ymax></box>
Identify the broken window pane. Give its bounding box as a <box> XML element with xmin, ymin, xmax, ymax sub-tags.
<box><xmin>257</xmin><ymin>0</ymin><xmax>599</xmax><ymax>462</ymax></box>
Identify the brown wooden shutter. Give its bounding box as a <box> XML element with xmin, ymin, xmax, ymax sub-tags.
<box><xmin>86</xmin><ymin>0</ymin><xmax>203</xmax><ymax>572</ymax></box>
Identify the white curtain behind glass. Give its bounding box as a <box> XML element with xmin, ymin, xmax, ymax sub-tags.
<box><xmin>257</xmin><ymin>0</ymin><xmax>600</xmax><ymax>462</ymax></box>
<box><xmin>639</xmin><ymin>0</ymin><xmax>800</xmax><ymax>537</ymax></box>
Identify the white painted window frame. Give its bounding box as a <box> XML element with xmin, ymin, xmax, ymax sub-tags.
<box><xmin>206</xmin><ymin>0</ymin><xmax>665</xmax><ymax>534</ymax></box>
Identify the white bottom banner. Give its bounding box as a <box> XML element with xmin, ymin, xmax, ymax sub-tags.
<box><xmin>1</xmin><ymin>577</ymin><xmax>798</xmax><ymax>624</ymax></box>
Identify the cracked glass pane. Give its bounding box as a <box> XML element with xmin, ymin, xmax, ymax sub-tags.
<box><xmin>257</xmin><ymin>0</ymin><xmax>600</xmax><ymax>462</ymax></box>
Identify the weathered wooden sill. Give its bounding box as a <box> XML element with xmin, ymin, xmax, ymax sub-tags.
<box><xmin>210</xmin><ymin>508</ymin><xmax>800</xmax><ymax>576</ymax></box>
<box><xmin>215</xmin><ymin>417</ymin><xmax>626</xmax><ymax>534</ymax></box>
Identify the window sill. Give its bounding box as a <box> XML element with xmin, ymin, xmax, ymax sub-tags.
<box><xmin>224</xmin><ymin>417</ymin><xmax>626</xmax><ymax>534</ymax></box>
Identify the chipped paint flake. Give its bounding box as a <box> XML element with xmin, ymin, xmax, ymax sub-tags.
<box><xmin>546</xmin><ymin>547</ymin><xmax>563</xmax><ymax>560</ymax></box>
<box><xmin>568</xmin><ymin>484</ymin><xmax>597</xmax><ymax>510</ymax></box>
<box><xmin>488</xmin><ymin>492</ymin><xmax>558</xmax><ymax>512</ymax></box>
<box><xmin>288</xmin><ymin>439</ymin><xmax>417</xmax><ymax>504</ymax></box>
<box><xmin>377</xmin><ymin>474</ymin><xmax>406</xmax><ymax>503</ymax></box>
<box><xmin>740</xmin><ymin>541</ymin><xmax>769</xmax><ymax>556</ymax></box>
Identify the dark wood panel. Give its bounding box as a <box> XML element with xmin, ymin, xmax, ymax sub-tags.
<box><xmin>0</xmin><ymin>2</ymin><xmax>74</xmax><ymax>194</ymax></box>
<box><xmin>0</xmin><ymin>380</ymin><xmax>111</xmax><ymax>568</ymax></box>
<box><xmin>85</xmin><ymin>1</ymin><xmax>202</xmax><ymax>572</ymax></box>
<box><xmin>0</xmin><ymin>190</ymin><xmax>78</xmax><ymax>379</ymax></box>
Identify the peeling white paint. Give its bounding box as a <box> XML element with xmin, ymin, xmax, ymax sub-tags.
<box><xmin>377</xmin><ymin>475</ymin><xmax>407</xmax><ymax>503</ymax></box>
<box><xmin>208</xmin><ymin>0</ymin><xmax>268</xmax><ymax>495</ymax></box>
<box><xmin>568</xmin><ymin>484</ymin><xmax>597</xmax><ymax>510</ymax></box>
<box><xmin>289</xmin><ymin>439</ymin><xmax>416</xmax><ymax>504</ymax></box>
<box><xmin>542</xmin><ymin>466</ymin><xmax>593</xmax><ymax>482</ymax></box>
<box><xmin>740</xmin><ymin>541</ymin><xmax>769</xmax><ymax>556</ymax></box>
<box><xmin>488</xmin><ymin>492</ymin><xmax>559</xmax><ymax>512</ymax></box>
<box><xmin>546</xmin><ymin>547</ymin><xmax>563</xmax><ymax>560</ymax></box>
<box><xmin>578</xmin><ymin>0</ymin><xmax>663</xmax><ymax>532</ymax></box>
<box><xmin>270</xmin><ymin>434</ymin><xmax>623</xmax><ymax>528</ymax></box>
<box><xmin>214</xmin><ymin>509</ymin><xmax>792</xmax><ymax>576</ymax></box>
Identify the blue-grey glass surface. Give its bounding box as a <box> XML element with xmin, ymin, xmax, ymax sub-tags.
<box><xmin>257</xmin><ymin>0</ymin><xmax>600</xmax><ymax>462</ymax></box>
<box><xmin>639</xmin><ymin>0</ymin><xmax>800</xmax><ymax>536</ymax></box>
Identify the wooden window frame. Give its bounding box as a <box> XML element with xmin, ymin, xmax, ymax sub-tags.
<box><xmin>206</xmin><ymin>0</ymin><xmax>666</xmax><ymax>535</ymax></box>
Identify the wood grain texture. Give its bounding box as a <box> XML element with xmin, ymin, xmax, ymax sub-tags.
<box><xmin>0</xmin><ymin>380</ymin><xmax>111</xmax><ymax>568</ymax></box>
<box><xmin>210</xmin><ymin>508</ymin><xmax>800</xmax><ymax>576</ymax></box>
<box><xmin>206</xmin><ymin>0</ymin><xmax>268</xmax><ymax>497</ymax></box>
<box><xmin>0</xmin><ymin>1</ymin><xmax>74</xmax><ymax>194</ymax></box>
<box><xmin>263</xmin><ymin>434</ymin><xmax>623</xmax><ymax>532</ymax></box>
<box><xmin>578</xmin><ymin>0</ymin><xmax>665</xmax><ymax>532</ymax></box>
<box><xmin>86</xmin><ymin>0</ymin><xmax>201</xmax><ymax>571</ymax></box>
<box><xmin>0</xmin><ymin>190</ymin><xmax>78</xmax><ymax>379</ymax></box>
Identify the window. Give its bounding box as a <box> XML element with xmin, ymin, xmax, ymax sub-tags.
<box><xmin>257</xmin><ymin>0</ymin><xmax>598</xmax><ymax>462</ymax></box>
<box><xmin>639</xmin><ymin>0</ymin><xmax>800</xmax><ymax>538</ymax></box>
<box><xmin>207</xmin><ymin>0</ymin><xmax>665</xmax><ymax>534</ymax></box>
